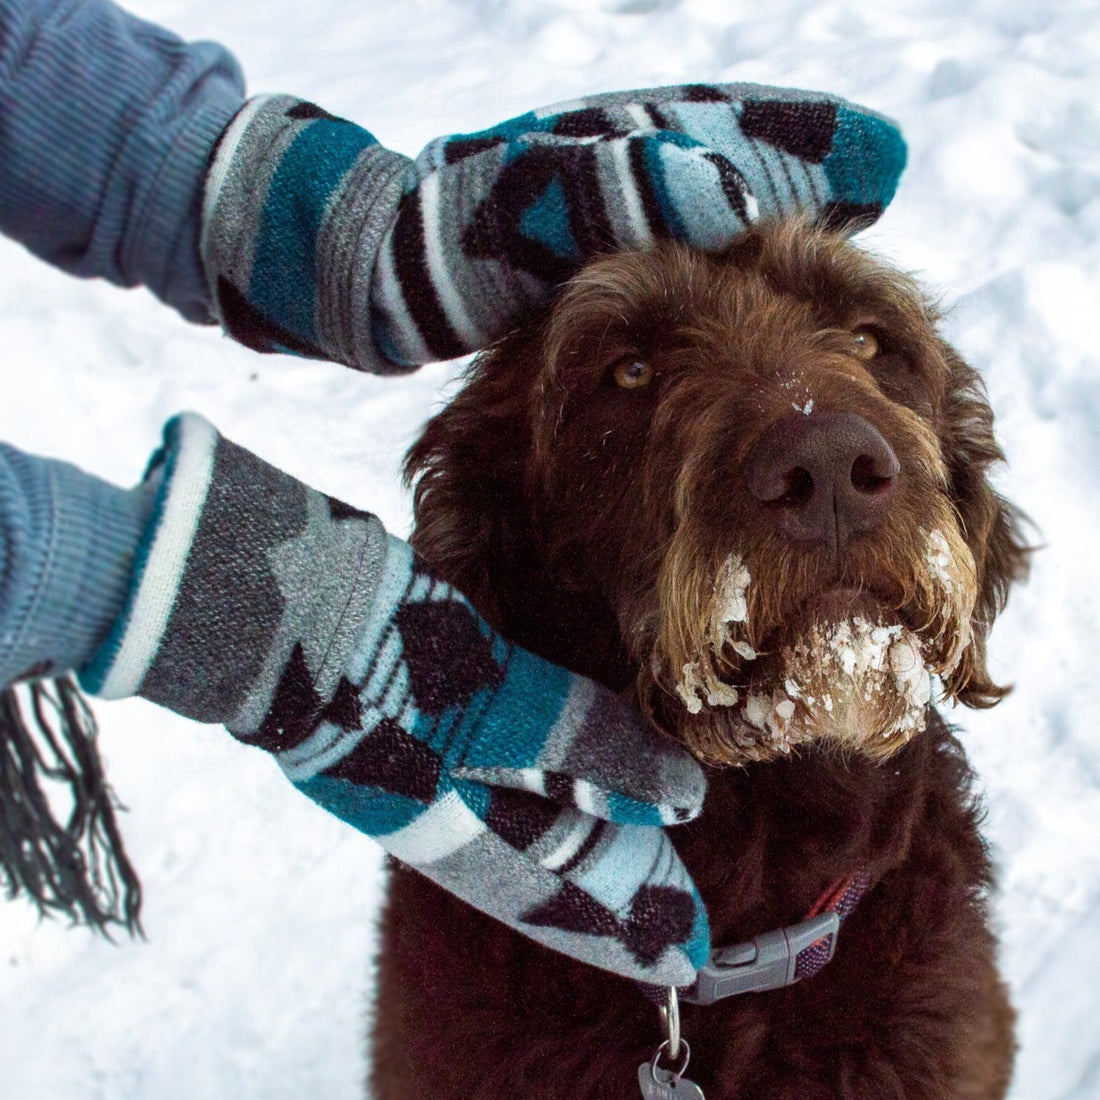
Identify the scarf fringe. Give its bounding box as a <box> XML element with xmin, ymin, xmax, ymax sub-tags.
<box><xmin>0</xmin><ymin>678</ymin><xmax>142</xmax><ymax>936</ymax></box>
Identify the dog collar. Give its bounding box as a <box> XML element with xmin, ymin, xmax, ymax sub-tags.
<box><xmin>680</xmin><ymin>868</ymin><xmax>874</xmax><ymax>1006</ymax></box>
<box><xmin>638</xmin><ymin>871</ymin><xmax>875</xmax><ymax>1095</ymax></box>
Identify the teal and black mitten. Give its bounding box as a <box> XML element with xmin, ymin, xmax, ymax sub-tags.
<box><xmin>81</xmin><ymin>414</ymin><xmax>710</xmax><ymax>986</ymax></box>
<box><xmin>203</xmin><ymin>84</ymin><xmax>906</xmax><ymax>373</ymax></box>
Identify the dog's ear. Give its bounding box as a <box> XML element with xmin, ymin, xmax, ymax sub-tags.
<box><xmin>939</xmin><ymin>343</ymin><xmax>1032</xmax><ymax>707</ymax></box>
<box><xmin>403</xmin><ymin>330</ymin><xmax>544</xmax><ymax>629</ymax></box>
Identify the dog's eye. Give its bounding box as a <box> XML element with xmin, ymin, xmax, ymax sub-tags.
<box><xmin>610</xmin><ymin>358</ymin><xmax>655</xmax><ymax>389</ymax></box>
<box><xmin>852</xmin><ymin>329</ymin><xmax>881</xmax><ymax>360</ymax></box>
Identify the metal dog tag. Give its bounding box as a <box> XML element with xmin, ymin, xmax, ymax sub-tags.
<box><xmin>637</xmin><ymin>1060</ymin><xmax>706</xmax><ymax>1099</ymax></box>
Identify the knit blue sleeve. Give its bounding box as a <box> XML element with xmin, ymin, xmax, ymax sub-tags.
<box><xmin>0</xmin><ymin>0</ymin><xmax>246</xmax><ymax>322</ymax></box>
<box><xmin>0</xmin><ymin>443</ymin><xmax>156</xmax><ymax>687</ymax></box>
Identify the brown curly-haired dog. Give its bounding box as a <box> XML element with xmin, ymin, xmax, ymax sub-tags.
<box><xmin>371</xmin><ymin>221</ymin><xmax>1029</xmax><ymax>1099</ymax></box>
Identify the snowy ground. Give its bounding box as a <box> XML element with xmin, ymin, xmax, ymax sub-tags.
<box><xmin>1</xmin><ymin>0</ymin><xmax>1098</xmax><ymax>1096</ymax></box>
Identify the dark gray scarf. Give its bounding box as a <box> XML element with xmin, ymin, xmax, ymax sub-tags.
<box><xmin>0</xmin><ymin>678</ymin><xmax>140</xmax><ymax>934</ymax></box>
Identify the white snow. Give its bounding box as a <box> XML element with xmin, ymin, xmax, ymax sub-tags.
<box><xmin>734</xmin><ymin>617</ymin><xmax>933</xmax><ymax>754</ymax></box>
<box><xmin>677</xmin><ymin>660</ymin><xmax>707</xmax><ymax>713</ymax></box>
<box><xmin>924</xmin><ymin>527</ymin><xmax>956</xmax><ymax>592</ymax></box>
<box><xmin>1</xmin><ymin>1</ymin><xmax>1098</xmax><ymax>1097</ymax></box>
<box><xmin>676</xmin><ymin>552</ymin><xmax>751</xmax><ymax>710</ymax></box>
<box><xmin>705</xmin><ymin>679</ymin><xmax>741</xmax><ymax>709</ymax></box>
<box><xmin>714</xmin><ymin>552</ymin><xmax>751</xmax><ymax>625</ymax></box>
<box><xmin>888</xmin><ymin>629</ymin><xmax>933</xmax><ymax>711</ymax></box>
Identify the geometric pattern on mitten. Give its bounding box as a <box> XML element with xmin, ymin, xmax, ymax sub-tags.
<box><xmin>374</xmin><ymin>84</ymin><xmax>906</xmax><ymax>368</ymax></box>
<box><xmin>202</xmin><ymin>85</ymin><xmax>905</xmax><ymax>373</ymax></box>
<box><xmin>80</xmin><ymin>413</ymin><xmax>709</xmax><ymax>986</ymax></box>
<box><xmin>286</xmin><ymin>551</ymin><xmax>711</xmax><ymax>983</ymax></box>
<box><xmin>274</xmin><ymin>543</ymin><xmax>712</xmax><ymax>983</ymax></box>
<box><xmin>272</xmin><ymin>541</ymin><xmax>706</xmax><ymax>830</ymax></box>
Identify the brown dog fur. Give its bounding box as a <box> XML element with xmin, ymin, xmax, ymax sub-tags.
<box><xmin>370</xmin><ymin>221</ymin><xmax>1029</xmax><ymax>1098</ymax></box>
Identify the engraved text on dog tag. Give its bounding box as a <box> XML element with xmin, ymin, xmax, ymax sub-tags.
<box><xmin>637</xmin><ymin>1060</ymin><xmax>706</xmax><ymax>1099</ymax></box>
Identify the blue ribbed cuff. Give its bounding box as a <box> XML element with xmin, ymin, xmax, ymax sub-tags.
<box><xmin>0</xmin><ymin>0</ymin><xmax>246</xmax><ymax>322</ymax></box>
<box><xmin>126</xmin><ymin>72</ymin><xmax>245</xmax><ymax>323</ymax></box>
<box><xmin>0</xmin><ymin>444</ymin><xmax>157</xmax><ymax>685</ymax></box>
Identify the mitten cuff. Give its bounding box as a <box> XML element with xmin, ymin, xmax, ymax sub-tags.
<box><xmin>202</xmin><ymin>95</ymin><xmax>414</xmax><ymax>373</ymax></box>
<box><xmin>79</xmin><ymin>414</ymin><xmax>390</xmax><ymax>732</ymax></box>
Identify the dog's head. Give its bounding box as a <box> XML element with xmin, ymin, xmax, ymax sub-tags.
<box><xmin>407</xmin><ymin>221</ymin><xmax>1029</xmax><ymax>766</ymax></box>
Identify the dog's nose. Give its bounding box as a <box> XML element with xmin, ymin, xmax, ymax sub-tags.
<box><xmin>747</xmin><ymin>412</ymin><xmax>899</xmax><ymax>548</ymax></box>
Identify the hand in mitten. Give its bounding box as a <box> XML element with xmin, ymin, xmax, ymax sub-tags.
<box><xmin>82</xmin><ymin>414</ymin><xmax>710</xmax><ymax>986</ymax></box>
<box><xmin>203</xmin><ymin>84</ymin><xmax>905</xmax><ymax>373</ymax></box>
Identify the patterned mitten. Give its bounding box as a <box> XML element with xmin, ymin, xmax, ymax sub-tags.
<box><xmin>81</xmin><ymin>414</ymin><xmax>710</xmax><ymax>987</ymax></box>
<box><xmin>203</xmin><ymin>84</ymin><xmax>906</xmax><ymax>372</ymax></box>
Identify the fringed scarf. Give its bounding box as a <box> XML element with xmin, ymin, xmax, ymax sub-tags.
<box><xmin>0</xmin><ymin>678</ymin><xmax>141</xmax><ymax>935</ymax></box>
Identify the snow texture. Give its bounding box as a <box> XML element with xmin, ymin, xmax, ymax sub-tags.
<box><xmin>1</xmin><ymin>1</ymin><xmax>1099</xmax><ymax>1097</ymax></box>
<box><xmin>714</xmin><ymin>552</ymin><xmax>751</xmax><ymax>626</ymax></box>
<box><xmin>925</xmin><ymin>527</ymin><xmax>956</xmax><ymax>591</ymax></box>
<box><xmin>793</xmin><ymin>617</ymin><xmax>931</xmax><ymax>737</ymax></box>
<box><xmin>731</xmin><ymin>618</ymin><xmax>931</xmax><ymax>756</ymax></box>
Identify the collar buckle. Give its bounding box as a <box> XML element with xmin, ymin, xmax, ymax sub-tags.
<box><xmin>680</xmin><ymin>912</ymin><xmax>841</xmax><ymax>1006</ymax></box>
